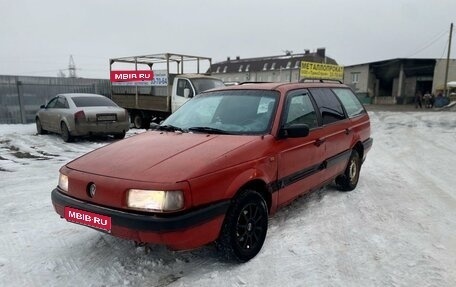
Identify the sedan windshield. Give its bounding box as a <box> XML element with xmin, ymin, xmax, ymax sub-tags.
<box><xmin>161</xmin><ymin>90</ymin><xmax>278</xmax><ymax>135</ymax></box>
<box><xmin>72</xmin><ymin>96</ymin><xmax>118</xmax><ymax>107</ymax></box>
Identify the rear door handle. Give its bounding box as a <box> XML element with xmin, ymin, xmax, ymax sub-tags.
<box><xmin>314</xmin><ymin>138</ymin><xmax>326</xmax><ymax>147</ymax></box>
<box><xmin>345</xmin><ymin>128</ymin><xmax>352</xmax><ymax>135</ymax></box>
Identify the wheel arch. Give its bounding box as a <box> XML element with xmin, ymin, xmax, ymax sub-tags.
<box><xmin>353</xmin><ymin>141</ymin><xmax>364</xmax><ymax>160</ymax></box>
<box><xmin>229</xmin><ymin>177</ymin><xmax>272</xmax><ymax>215</ymax></box>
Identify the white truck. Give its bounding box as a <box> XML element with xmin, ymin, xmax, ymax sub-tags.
<box><xmin>109</xmin><ymin>53</ymin><xmax>225</xmax><ymax>128</ymax></box>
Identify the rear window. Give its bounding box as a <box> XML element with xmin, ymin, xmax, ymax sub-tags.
<box><xmin>72</xmin><ymin>96</ymin><xmax>117</xmax><ymax>107</ymax></box>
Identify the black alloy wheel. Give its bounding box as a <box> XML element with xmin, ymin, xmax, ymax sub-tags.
<box><xmin>217</xmin><ymin>190</ymin><xmax>268</xmax><ymax>262</ymax></box>
<box><xmin>336</xmin><ymin>149</ymin><xmax>361</xmax><ymax>191</ymax></box>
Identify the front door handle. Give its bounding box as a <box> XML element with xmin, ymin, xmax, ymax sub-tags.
<box><xmin>314</xmin><ymin>138</ymin><xmax>326</xmax><ymax>147</ymax></box>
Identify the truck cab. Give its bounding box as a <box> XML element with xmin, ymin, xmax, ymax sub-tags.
<box><xmin>172</xmin><ymin>74</ymin><xmax>225</xmax><ymax>112</ymax></box>
<box><xmin>109</xmin><ymin>53</ymin><xmax>225</xmax><ymax>129</ymax></box>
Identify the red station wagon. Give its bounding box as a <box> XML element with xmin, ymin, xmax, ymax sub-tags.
<box><xmin>51</xmin><ymin>82</ymin><xmax>373</xmax><ymax>262</ymax></box>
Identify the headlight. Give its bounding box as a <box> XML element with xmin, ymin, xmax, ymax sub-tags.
<box><xmin>58</xmin><ymin>173</ymin><xmax>68</xmax><ymax>192</ymax></box>
<box><xmin>127</xmin><ymin>189</ymin><xmax>184</xmax><ymax>212</ymax></box>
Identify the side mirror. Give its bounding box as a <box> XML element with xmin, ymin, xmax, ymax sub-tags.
<box><xmin>184</xmin><ymin>88</ymin><xmax>191</xmax><ymax>98</ymax></box>
<box><xmin>279</xmin><ymin>124</ymin><xmax>310</xmax><ymax>138</ymax></box>
<box><xmin>40</xmin><ymin>105</ymin><xmax>46</xmax><ymax>109</ymax></box>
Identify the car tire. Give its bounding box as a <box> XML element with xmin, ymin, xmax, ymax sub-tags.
<box><xmin>336</xmin><ymin>150</ymin><xmax>361</xmax><ymax>191</ymax></box>
<box><xmin>61</xmin><ymin>122</ymin><xmax>73</xmax><ymax>143</ymax></box>
<box><xmin>216</xmin><ymin>189</ymin><xmax>268</xmax><ymax>262</ymax></box>
<box><xmin>36</xmin><ymin>118</ymin><xmax>47</xmax><ymax>134</ymax></box>
<box><xmin>113</xmin><ymin>131</ymin><xmax>126</xmax><ymax>139</ymax></box>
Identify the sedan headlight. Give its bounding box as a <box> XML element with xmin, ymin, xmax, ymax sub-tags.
<box><xmin>127</xmin><ymin>189</ymin><xmax>184</xmax><ymax>212</ymax></box>
<box><xmin>58</xmin><ymin>173</ymin><xmax>68</xmax><ymax>192</ymax></box>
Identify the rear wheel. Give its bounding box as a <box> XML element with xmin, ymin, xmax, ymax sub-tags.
<box><xmin>61</xmin><ymin>122</ymin><xmax>73</xmax><ymax>142</ymax></box>
<box><xmin>36</xmin><ymin>118</ymin><xmax>47</xmax><ymax>134</ymax></box>
<box><xmin>113</xmin><ymin>131</ymin><xmax>126</xmax><ymax>139</ymax></box>
<box><xmin>133</xmin><ymin>114</ymin><xmax>143</xmax><ymax>129</ymax></box>
<box><xmin>336</xmin><ymin>150</ymin><xmax>361</xmax><ymax>191</ymax></box>
<box><xmin>216</xmin><ymin>190</ymin><xmax>268</xmax><ymax>262</ymax></box>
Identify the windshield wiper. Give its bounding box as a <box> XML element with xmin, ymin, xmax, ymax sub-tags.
<box><xmin>188</xmin><ymin>126</ymin><xmax>232</xmax><ymax>134</ymax></box>
<box><xmin>158</xmin><ymin>124</ymin><xmax>186</xmax><ymax>132</ymax></box>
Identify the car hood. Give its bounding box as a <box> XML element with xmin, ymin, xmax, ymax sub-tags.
<box><xmin>66</xmin><ymin>131</ymin><xmax>262</xmax><ymax>182</ymax></box>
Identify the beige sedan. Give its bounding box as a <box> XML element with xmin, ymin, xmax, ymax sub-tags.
<box><xmin>36</xmin><ymin>93</ymin><xmax>130</xmax><ymax>142</ymax></box>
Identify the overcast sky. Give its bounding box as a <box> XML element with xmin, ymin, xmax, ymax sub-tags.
<box><xmin>1</xmin><ymin>0</ymin><xmax>455</xmax><ymax>79</ymax></box>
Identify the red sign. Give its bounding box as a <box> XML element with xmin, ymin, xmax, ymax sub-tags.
<box><xmin>110</xmin><ymin>70</ymin><xmax>154</xmax><ymax>82</ymax></box>
<box><xmin>64</xmin><ymin>206</ymin><xmax>112</xmax><ymax>232</ymax></box>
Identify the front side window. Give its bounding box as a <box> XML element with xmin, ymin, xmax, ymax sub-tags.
<box><xmin>332</xmin><ymin>88</ymin><xmax>365</xmax><ymax>117</ymax></box>
<box><xmin>284</xmin><ymin>92</ymin><xmax>318</xmax><ymax>129</ymax></box>
<box><xmin>46</xmin><ymin>97</ymin><xmax>58</xmax><ymax>109</ymax></box>
<box><xmin>162</xmin><ymin>90</ymin><xmax>279</xmax><ymax>135</ymax></box>
<box><xmin>309</xmin><ymin>88</ymin><xmax>346</xmax><ymax>125</ymax></box>
<box><xmin>176</xmin><ymin>79</ymin><xmax>194</xmax><ymax>98</ymax></box>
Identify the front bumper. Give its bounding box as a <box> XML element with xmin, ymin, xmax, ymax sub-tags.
<box><xmin>51</xmin><ymin>188</ymin><xmax>229</xmax><ymax>250</ymax></box>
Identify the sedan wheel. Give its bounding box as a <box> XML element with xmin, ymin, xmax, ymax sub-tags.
<box><xmin>113</xmin><ymin>131</ymin><xmax>126</xmax><ymax>139</ymax></box>
<box><xmin>36</xmin><ymin>118</ymin><xmax>47</xmax><ymax>134</ymax></box>
<box><xmin>217</xmin><ymin>190</ymin><xmax>268</xmax><ymax>262</ymax></box>
<box><xmin>61</xmin><ymin>122</ymin><xmax>73</xmax><ymax>142</ymax></box>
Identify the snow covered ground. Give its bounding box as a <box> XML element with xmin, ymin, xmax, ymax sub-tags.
<box><xmin>1</xmin><ymin>111</ymin><xmax>455</xmax><ymax>287</ymax></box>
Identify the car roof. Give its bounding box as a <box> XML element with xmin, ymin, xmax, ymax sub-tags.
<box><xmin>208</xmin><ymin>81</ymin><xmax>350</xmax><ymax>94</ymax></box>
<box><xmin>59</xmin><ymin>93</ymin><xmax>106</xmax><ymax>98</ymax></box>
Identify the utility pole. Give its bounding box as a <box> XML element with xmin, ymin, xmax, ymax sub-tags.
<box><xmin>443</xmin><ymin>23</ymin><xmax>453</xmax><ymax>97</ymax></box>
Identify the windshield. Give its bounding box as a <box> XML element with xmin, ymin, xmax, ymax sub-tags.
<box><xmin>162</xmin><ymin>90</ymin><xmax>278</xmax><ymax>135</ymax></box>
<box><xmin>191</xmin><ymin>78</ymin><xmax>225</xmax><ymax>94</ymax></box>
<box><xmin>72</xmin><ymin>96</ymin><xmax>118</xmax><ymax>107</ymax></box>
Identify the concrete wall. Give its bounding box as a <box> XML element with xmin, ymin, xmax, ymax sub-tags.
<box><xmin>0</xmin><ymin>75</ymin><xmax>110</xmax><ymax>124</ymax></box>
<box><xmin>343</xmin><ymin>64</ymin><xmax>370</xmax><ymax>93</ymax></box>
<box><xmin>432</xmin><ymin>59</ymin><xmax>456</xmax><ymax>93</ymax></box>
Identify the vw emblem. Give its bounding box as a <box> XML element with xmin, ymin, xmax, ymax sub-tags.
<box><xmin>88</xmin><ymin>183</ymin><xmax>96</xmax><ymax>198</ymax></box>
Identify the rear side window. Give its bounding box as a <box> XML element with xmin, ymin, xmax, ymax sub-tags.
<box><xmin>332</xmin><ymin>88</ymin><xmax>365</xmax><ymax>117</ymax></box>
<box><xmin>72</xmin><ymin>96</ymin><xmax>117</xmax><ymax>107</ymax></box>
<box><xmin>309</xmin><ymin>88</ymin><xmax>346</xmax><ymax>125</ymax></box>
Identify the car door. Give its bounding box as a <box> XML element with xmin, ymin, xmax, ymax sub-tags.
<box><xmin>276</xmin><ymin>90</ymin><xmax>326</xmax><ymax>206</ymax></box>
<box><xmin>47</xmin><ymin>96</ymin><xmax>68</xmax><ymax>132</ymax></box>
<box><xmin>40</xmin><ymin>97</ymin><xmax>58</xmax><ymax>132</ymax></box>
<box><xmin>172</xmin><ymin>79</ymin><xmax>195</xmax><ymax>112</ymax></box>
<box><xmin>308</xmin><ymin>88</ymin><xmax>352</xmax><ymax>181</ymax></box>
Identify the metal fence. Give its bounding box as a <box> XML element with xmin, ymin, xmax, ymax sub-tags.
<box><xmin>0</xmin><ymin>75</ymin><xmax>110</xmax><ymax>124</ymax></box>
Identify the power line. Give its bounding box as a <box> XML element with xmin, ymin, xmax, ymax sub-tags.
<box><xmin>405</xmin><ymin>28</ymin><xmax>449</xmax><ymax>58</ymax></box>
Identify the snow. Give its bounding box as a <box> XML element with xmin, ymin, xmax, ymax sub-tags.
<box><xmin>1</xmin><ymin>111</ymin><xmax>456</xmax><ymax>287</ymax></box>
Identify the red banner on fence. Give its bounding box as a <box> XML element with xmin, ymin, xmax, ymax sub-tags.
<box><xmin>110</xmin><ymin>70</ymin><xmax>154</xmax><ymax>82</ymax></box>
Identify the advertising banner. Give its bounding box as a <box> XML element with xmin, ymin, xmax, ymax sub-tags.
<box><xmin>110</xmin><ymin>70</ymin><xmax>168</xmax><ymax>86</ymax></box>
<box><xmin>300</xmin><ymin>61</ymin><xmax>344</xmax><ymax>81</ymax></box>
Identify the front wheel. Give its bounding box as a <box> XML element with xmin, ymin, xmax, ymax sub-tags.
<box><xmin>216</xmin><ymin>190</ymin><xmax>268</xmax><ymax>262</ymax></box>
<box><xmin>336</xmin><ymin>150</ymin><xmax>361</xmax><ymax>191</ymax></box>
<box><xmin>36</xmin><ymin>118</ymin><xmax>47</xmax><ymax>134</ymax></box>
